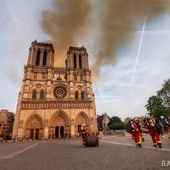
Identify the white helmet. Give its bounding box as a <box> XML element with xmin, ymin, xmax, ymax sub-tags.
<box><xmin>134</xmin><ymin>117</ymin><xmax>138</xmax><ymax>121</ymax></box>
<box><xmin>145</xmin><ymin>114</ymin><xmax>150</xmax><ymax>119</ymax></box>
<box><xmin>160</xmin><ymin>116</ymin><xmax>164</xmax><ymax>119</ymax></box>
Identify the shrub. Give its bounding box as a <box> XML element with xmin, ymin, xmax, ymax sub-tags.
<box><xmin>108</xmin><ymin>122</ymin><xmax>126</xmax><ymax>130</ymax></box>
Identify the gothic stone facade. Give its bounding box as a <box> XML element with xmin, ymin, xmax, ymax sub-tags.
<box><xmin>12</xmin><ymin>40</ymin><xmax>98</xmax><ymax>140</ymax></box>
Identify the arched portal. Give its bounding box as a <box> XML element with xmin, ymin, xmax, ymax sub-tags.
<box><xmin>24</xmin><ymin>114</ymin><xmax>43</xmax><ymax>140</ymax></box>
<box><xmin>49</xmin><ymin>110</ymin><xmax>70</xmax><ymax>138</ymax></box>
<box><xmin>75</xmin><ymin>112</ymin><xmax>90</xmax><ymax>136</ymax></box>
<box><xmin>55</xmin><ymin>126</ymin><xmax>59</xmax><ymax>138</ymax></box>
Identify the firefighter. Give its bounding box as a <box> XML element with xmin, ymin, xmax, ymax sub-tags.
<box><xmin>133</xmin><ymin>118</ymin><xmax>142</xmax><ymax>147</ymax></box>
<box><xmin>130</xmin><ymin>118</ymin><xmax>142</xmax><ymax>147</ymax></box>
<box><xmin>81</xmin><ymin>124</ymin><xmax>89</xmax><ymax>145</ymax></box>
<box><xmin>145</xmin><ymin>114</ymin><xmax>162</xmax><ymax>148</ymax></box>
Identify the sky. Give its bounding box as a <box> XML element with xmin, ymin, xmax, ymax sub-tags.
<box><xmin>1</xmin><ymin>0</ymin><xmax>170</xmax><ymax>121</ymax></box>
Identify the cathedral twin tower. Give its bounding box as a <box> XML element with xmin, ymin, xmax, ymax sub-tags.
<box><xmin>12</xmin><ymin>40</ymin><xmax>98</xmax><ymax>140</ymax></box>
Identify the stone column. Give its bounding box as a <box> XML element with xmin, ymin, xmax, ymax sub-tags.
<box><xmin>40</xmin><ymin>50</ymin><xmax>44</xmax><ymax>66</ymax></box>
<box><xmin>44</xmin><ymin>126</ymin><xmax>49</xmax><ymax>139</ymax></box>
<box><xmin>33</xmin><ymin>129</ymin><xmax>36</xmax><ymax>140</ymax></box>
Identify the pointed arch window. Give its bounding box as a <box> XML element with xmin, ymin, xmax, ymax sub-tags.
<box><xmin>32</xmin><ymin>90</ymin><xmax>37</xmax><ymax>100</ymax></box>
<box><xmin>40</xmin><ymin>91</ymin><xmax>45</xmax><ymax>100</ymax></box>
<box><xmin>43</xmin><ymin>50</ymin><xmax>47</xmax><ymax>66</ymax></box>
<box><xmin>75</xmin><ymin>91</ymin><xmax>79</xmax><ymax>100</ymax></box>
<box><xmin>81</xmin><ymin>91</ymin><xmax>85</xmax><ymax>100</ymax></box>
<box><xmin>74</xmin><ymin>54</ymin><xmax>77</xmax><ymax>68</ymax></box>
<box><xmin>79</xmin><ymin>55</ymin><xmax>82</xmax><ymax>69</ymax></box>
<box><xmin>36</xmin><ymin>50</ymin><xmax>40</xmax><ymax>66</ymax></box>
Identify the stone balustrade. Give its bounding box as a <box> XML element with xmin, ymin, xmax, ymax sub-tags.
<box><xmin>21</xmin><ymin>100</ymin><xmax>92</xmax><ymax>109</ymax></box>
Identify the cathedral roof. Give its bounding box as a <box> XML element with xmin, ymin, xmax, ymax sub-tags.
<box><xmin>67</xmin><ymin>46</ymin><xmax>87</xmax><ymax>54</ymax></box>
<box><xmin>31</xmin><ymin>40</ymin><xmax>54</xmax><ymax>48</ymax></box>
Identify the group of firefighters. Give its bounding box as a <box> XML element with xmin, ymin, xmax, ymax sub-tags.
<box><xmin>80</xmin><ymin>114</ymin><xmax>170</xmax><ymax>147</ymax></box>
<box><xmin>126</xmin><ymin>114</ymin><xmax>170</xmax><ymax>148</ymax></box>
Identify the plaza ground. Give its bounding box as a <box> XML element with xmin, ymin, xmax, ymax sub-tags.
<box><xmin>0</xmin><ymin>133</ymin><xmax>170</xmax><ymax>170</ymax></box>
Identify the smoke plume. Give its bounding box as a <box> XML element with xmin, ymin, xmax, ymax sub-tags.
<box><xmin>41</xmin><ymin>0</ymin><xmax>92</xmax><ymax>66</ymax></box>
<box><xmin>40</xmin><ymin>0</ymin><xmax>170</xmax><ymax>80</ymax></box>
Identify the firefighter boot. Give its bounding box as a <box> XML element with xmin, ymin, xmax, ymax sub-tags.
<box><xmin>158</xmin><ymin>143</ymin><xmax>162</xmax><ymax>148</ymax></box>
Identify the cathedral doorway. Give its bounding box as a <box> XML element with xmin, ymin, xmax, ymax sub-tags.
<box><xmin>35</xmin><ymin>129</ymin><xmax>39</xmax><ymax>139</ymax></box>
<box><xmin>29</xmin><ymin>129</ymin><xmax>39</xmax><ymax>140</ymax></box>
<box><xmin>25</xmin><ymin>114</ymin><xmax>43</xmax><ymax>140</ymax></box>
<box><xmin>60</xmin><ymin>126</ymin><xmax>64</xmax><ymax>137</ymax></box>
<box><xmin>55</xmin><ymin>126</ymin><xmax>59</xmax><ymax>138</ymax></box>
<box><xmin>55</xmin><ymin>126</ymin><xmax>64</xmax><ymax>138</ymax></box>
<box><xmin>49</xmin><ymin>110</ymin><xmax>70</xmax><ymax>138</ymax></box>
<box><xmin>30</xmin><ymin>129</ymin><xmax>34</xmax><ymax>139</ymax></box>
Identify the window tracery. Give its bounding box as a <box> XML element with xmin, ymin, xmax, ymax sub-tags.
<box><xmin>36</xmin><ymin>50</ymin><xmax>40</xmax><ymax>66</ymax></box>
<box><xmin>32</xmin><ymin>90</ymin><xmax>37</xmax><ymax>100</ymax></box>
<box><xmin>81</xmin><ymin>91</ymin><xmax>85</xmax><ymax>100</ymax></box>
<box><xmin>75</xmin><ymin>91</ymin><xmax>79</xmax><ymax>100</ymax></box>
<box><xmin>43</xmin><ymin>50</ymin><xmax>47</xmax><ymax>66</ymax></box>
<box><xmin>40</xmin><ymin>91</ymin><xmax>45</xmax><ymax>100</ymax></box>
<box><xmin>79</xmin><ymin>55</ymin><xmax>82</xmax><ymax>69</ymax></box>
<box><xmin>74</xmin><ymin>54</ymin><xmax>76</xmax><ymax>68</ymax></box>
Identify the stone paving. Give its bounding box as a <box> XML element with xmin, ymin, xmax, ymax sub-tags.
<box><xmin>0</xmin><ymin>133</ymin><xmax>170</xmax><ymax>170</ymax></box>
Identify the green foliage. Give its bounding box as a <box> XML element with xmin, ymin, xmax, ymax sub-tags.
<box><xmin>107</xmin><ymin>116</ymin><xmax>122</xmax><ymax>126</ymax></box>
<box><xmin>108</xmin><ymin>122</ymin><xmax>126</xmax><ymax>130</ymax></box>
<box><xmin>145</xmin><ymin>95</ymin><xmax>165</xmax><ymax>118</ymax></box>
<box><xmin>145</xmin><ymin>78</ymin><xmax>170</xmax><ymax>118</ymax></box>
<box><xmin>157</xmin><ymin>79</ymin><xmax>170</xmax><ymax>116</ymax></box>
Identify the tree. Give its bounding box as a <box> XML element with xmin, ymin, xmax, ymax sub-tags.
<box><xmin>145</xmin><ymin>95</ymin><xmax>166</xmax><ymax>118</ymax></box>
<box><xmin>157</xmin><ymin>79</ymin><xmax>170</xmax><ymax>115</ymax></box>
<box><xmin>107</xmin><ymin>116</ymin><xmax>122</xmax><ymax>126</ymax></box>
<box><xmin>107</xmin><ymin>116</ymin><xmax>126</xmax><ymax>130</ymax></box>
<box><xmin>108</xmin><ymin>122</ymin><xmax>126</xmax><ymax>130</ymax></box>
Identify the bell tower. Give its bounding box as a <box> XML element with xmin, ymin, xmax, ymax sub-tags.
<box><xmin>27</xmin><ymin>40</ymin><xmax>54</xmax><ymax>67</ymax></box>
<box><xmin>65</xmin><ymin>46</ymin><xmax>89</xmax><ymax>69</ymax></box>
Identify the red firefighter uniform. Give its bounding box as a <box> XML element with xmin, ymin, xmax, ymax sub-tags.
<box><xmin>140</xmin><ymin>131</ymin><xmax>145</xmax><ymax>141</ymax></box>
<box><xmin>130</xmin><ymin>119</ymin><xmax>142</xmax><ymax>147</ymax></box>
<box><xmin>81</xmin><ymin>124</ymin><xmax>89</xmax><ymax>144</ymax></box>
<box><xmin>167</xmin><ymin>126</ymin><xmax>170</xmax><ymax>139</ymax></box>
<box><xmin>145</xmin><ymin>117</ymin><xmax>162</xmax><ymax>148</ymax></box>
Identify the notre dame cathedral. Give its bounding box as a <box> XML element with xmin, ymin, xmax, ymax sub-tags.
<box><xmin>12</xmin><ymin>40</ymin><xmax>98</xmax><ymax>140</ymax></box>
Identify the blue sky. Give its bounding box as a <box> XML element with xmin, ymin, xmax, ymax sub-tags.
<box><xmin>1</xmin><ymin>0</ymin><xmax>170</xmax><ymax>120</ymax></box>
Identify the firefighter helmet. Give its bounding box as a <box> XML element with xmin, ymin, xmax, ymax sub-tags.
<box><xmin>145</xmin><ymin>114</ymin><xmax>150</xmax><ymax>119</ymax></box>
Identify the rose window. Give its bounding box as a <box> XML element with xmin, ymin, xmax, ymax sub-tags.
<box><xmin>53</xmin><ymin>86</ymin><xmax>67</xmax><ymax>99</ymax></box>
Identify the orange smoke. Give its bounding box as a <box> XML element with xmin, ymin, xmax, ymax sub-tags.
<box><xmin>40</xmin><ymin>0</ymin><xmax>92</xmax><ymax>67</ymax></box>
<box><xmin>40</xmin><ymin>0</ymin><xmax>170</xmax><ymax>79</ymax></box>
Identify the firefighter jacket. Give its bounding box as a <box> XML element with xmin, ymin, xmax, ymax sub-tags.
<box><xmin>130</xmin><ymin>120</ymin><xmax>141</xmax><ymax>132</ymax></box>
